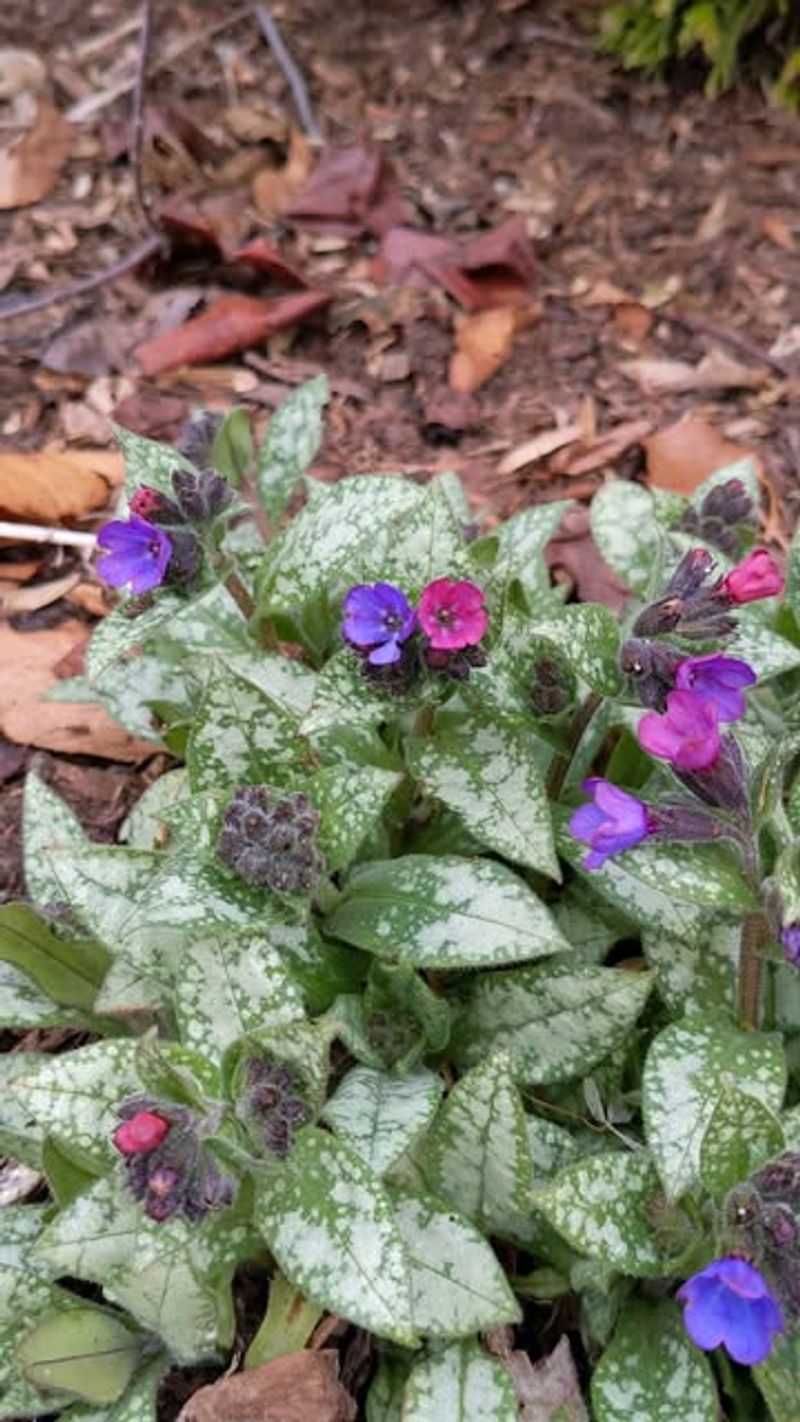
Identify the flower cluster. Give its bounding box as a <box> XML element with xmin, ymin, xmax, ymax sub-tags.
<box><xmin>571</xmin><ymin>532</ymin><xmax>783</xmax><ymax>871</ymax></box>
<box><xmin>342</xmin><ymin>577</ymin><xmax>488</xmax><ymax>688</ymax></box>
<box><xmin>678</xmin><ymin>476</ymin><xmax>754</xmax><ymax>557</ymax></box>
<box><xmin>96</xmin><ymin>467</ymin><xmax>233</xmax><ymax>595</ymax></box>
<box><xmin>112</xmin><ymin>1098</ymin><xmax>234</xmax><ymax>1223</ymax></box>
<box><xmin>216</xmin><ymin>786</ymin><xmax>325</xmax><ymax>894</ymax></box>
<box><xmin>242</xmin><ymin>1060</ymin><xmax>310</xmax><ymax>1158</ymax></box>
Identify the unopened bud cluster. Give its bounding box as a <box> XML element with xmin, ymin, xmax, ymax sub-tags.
<box><xmin>216</xmin><ymin>786</ymin><xmax>325</xmax><ymax>894</ymax></box>
<box><xmin>678</xmin><ymin>477</ymin><xmax>754</xmax><ymax>557</ymax></box>
<box><xmin>243</xmin><ymin>1060</ymin><xmax>310</xmax><ymax>1158</ymax></box>
<box><xmin>113</xmin><ymin>1097</ymin><xmax>234</xmax><ymax>1223</ymax></box>
<box><xmin>528</xmin><ymin>653</ymin><xmax>574</xmax><ymax>717</ymax></box>
<box><xmin>726</xmin><ymin>1152</ymin><xmax>800</xmax><ymax>1321</ymax></box>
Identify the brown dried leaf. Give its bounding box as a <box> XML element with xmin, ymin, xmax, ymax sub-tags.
<box><xmin>450</xmin><ymin>307</ymin><xmax>519</xmax><ymax>394</ymax></box>
<box><xmin>0</xmin><ymin>570</ymin><xmax>80</xmax><ymax>616</ymax></box>
<box><xmin>551</xmin><ymin>418</ymin><xmax>652</xmax><ymax>478</ymax></box>
<box><xmin>177</xmin><ymin>1351</ymin><xmax>356</xmax><ymax>1422</ymax></box>
<box><xmin>0</xmin><ymin>449</ymin><xmax>116</xmax><ymax>522</ymax></box>
<box><xmin>0</xmin><ymin>48</ymin><xmax>46</xmax><ymax>100</ymax></box>
<box><xmin>762</xmin><ymin>213</ymin><xmax>795</xmax><ymax>251</ymax></box>
<box><xmin>376</xmin><ymin>216</ymin><xmax>536</xmax><ymax>311</ymax></box>
<box><xmin>286</xmin><ymin>143</ymin><xmax>412</xmax><ymax>237</ymax></box>
<box><xmin>134</xmin><ymin>291</ymin><xmax>330</xmax><ymax>376</ymax></box>
<box><xmin>621</xmin><ymin>349</ymin><xmax>767</xmax><ymax>395</ymax></box>
<box><xmin>644</xmin><ymin>415</ymin><xmax>761</xmax><ymax>495</ymax></box>
<box><xmin>0</xmin><ymin>621</ymin><xmax>155</xmax><ymax>759</ymax></box>
<box><xmin>508</xmin><ymin>1337</ymin><xmax>589</xmax><ymax>1422</ymax></box>
<box><xmin>498</xmin><ymin>423</ymin><xmax>582</xmax><ymax>476</ymax></box>
<box><xmin>252</xmin><ymin>129</ymin><xmax>314</xmax><ymax>220</ymax></box>
<box><xmin>0</xmin><ymin>101</ymin><xmax>72</xmax><ymax>210</ymax></box>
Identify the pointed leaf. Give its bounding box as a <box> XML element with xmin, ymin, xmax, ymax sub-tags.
<box><xmin>379</xmin><ymin>476</ymin><xmax>468</xmax><ymax>589</ymax></box>
<box><xmin>754</xmin><ymin>1332</ymin><xmax>800</xmax><ymax>1422</ymax></box>
<box><xmin>530</xmin><ymin>605</ymin><xmax>621</xmax><ymax>694</ymax></box>
<box><xmin>11</xmin><ymin>1040</ymin><xmax>141</xmax><ymax>1171</ymax></box>
<box><xmin>403</xmin><ymin>1341</ymin><xmax>516</xmax><ymax>1422</ymax></box>
<box><xmin>113</xmin><ymin>423</ymin><xmax>193</xmax><ymax>499</ymax></box>
<box><xmin>592</xmin><ymin>1299</ymin><xmax>718</xmax><ymax>1422</ymax></box>
<box><xmin>211</xmin><ymin>406</ymin><xmax>252</xmax><ymax>485</ymax></box>
<box><xmin>643</xmin><ymin>1017</ymin><xmax>786</xmax><ymax>1200</ymax></box>
<box><xmin>187</xmin><ymin>662</ymin><xmax>306</xmax><ymax>791</ymax></box>
<box><xmin>322</xmin><ymin>1066</ymin><xmax>442</xmax><ymax>1175</ymax></box>
<box><xmin>255</xmin><ymin>1128</ymin><xmax>416</xmax><ymax>1344</ymax></box>
<box><xmin>730</xmin><ymin>618</ymin><xmax>800</xmax><ymax>681</ymax></box>
<box><xmin>173</xmin><ymin>924</ymin><xmax>305</xmax><ymax>1056</ymax></box>
<box><xmin>86</xmin><ymin>584</ymin><xmax>249</xmax><ymax>684</ymax></box>
<box><xmin>312</xmin><ymin>762</ymin><xmax>402</xmax><ymax>873</ymax></box>
<box><xmin>327</xmin><ymin>855</ymin><xmax>569</xmax><ymax>969</ymax></box>
<box><xmin>590</xmin><ymin>481</ymin><xmax>664</xmax><ymax>598</ymax></box>
<box><xmin>699</xmin><ymin>1086</ymin><xmax>785</xmax><ymax>1201</ymax></box>
<box><xmin>0</xmin><ymin>904</ymin><xmax>107</xmax><ymax>1011</ymax></box>
<box><xmin>23</xmin><ymin>772</ymin><xmax>87</xmax><ymax>916</ymax></box>
<box><xmin>16</xmin><ymin>1307</ymin><xmax>140</xmax><ymax>1405</ymax></box>
<box><xmin>537</xmin><ymin>1152</ymin><xmax>669</xmax><ymax>1276</ymax></box>
<box><xmin>257</xmin><ymin>375</ymin><xmax>328</xmax><ymax>521</ymax></box>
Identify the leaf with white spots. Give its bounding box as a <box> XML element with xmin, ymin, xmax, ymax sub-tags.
<box><xmin>699</xmin><ymin>1086</ymin><xmax>784</xmax><ymax>1201</ymax></box>
<box><xmin>86</xmin><ymin>584</ymin><xmax>249</xmax><ymax>684</ymax></box>
<box><xmin>187</xmin><ymin>662</ymin><xmax>307</xmax><ymax>792</ymax></box>
<box><xmin>10</xmin><ymin>1040</ymin><xmax>141</xmax><ymax>1172</ymax></box>
<box><xmin>391</xmin><ymin>1189</ymin><xmax>520</xmax><ymax>1337</ymax></box>
<box><xmin>0</xmin><ymin>1053</ymin><xmax>48</xmax><ymax>1168</ymax></box>
<box><xmin>311</xmin><ymin>762</ymin><xmax>402</xmax><ymax>873</ymax></box>
<box><xmin>322</xmin><ymin>1066</ymin><xmax>442</xmax><ymax>1175</ymax></box>
<box><xmin>452</xmin><ymin>963</ymin><xmax>653</xmax><ymax>1084</ymax></box>
<box><xmin>754</xmin><ymin>1331</ymin><xmax>800</xmax><ymax>1422</ymax></box>
<box><xmin>642</xmin><ymin>922</ymin><xmax>737</xmax><ymax>1018</ymax></box>
<box><xmin>120</xmin><ymin>768</ymin><xmax>189</xmax><ymax>849</ymax></box>
<box><xmin>378</xmin><ymin>476</ymin><xmax>468</xmax><ymax>589</ymax></box>
<box><xmin>536</xmin><ymin>1151</ymin><xmax>669</xmax><ymax>1276</ymax></box>
<box><xmin>366</xmin><ymin>1354</ymin><xmax>410</xmax><ymax>1422</ymax></box>
<box><xmin>172</xmin><ymin>924</ymin><xmax>306</xmax><ymax>1056</ymax></box>
<box><xmin>590</xmin><ymin>481</ymin><xmax>665</xmax><ymax>598</ymax></box>
<box><xmin>113</xmin><ymin>423</ymin><xmax>193</xmax><ymax>500</ymax></box>
<box><xmin>0</xmin><ymin>1208</ymin><xmax>79</xmax><ymax>1421</ymax></box>
<box><xmin>491</xmin><ymin>500</ymin><xmax>572</xmax><ymax>603</ymax></box>
<box><xmin>69</xmin><ymin>1358</ymin><xmax>163</xmax><ymax>1422</ymax></box>
<box><xmin>255</xmin><ymin>1128</ymin><xmax>416</xmax><ymax>1344</ymax></box>
<box><xmin>0</xmin><ymin>960</ymin><xmax>86</xmax><ymax>1028</ymax></box>
<box><xmin>408</xmin><ymin>715</ymin><xmax>559</xmax><ymax>879</ymax></box>
<box><xmin>642</xmin><ymin>1017</ymin><xmax>786</xmax><ymax>1200</ymax></box>
<box><xmin>257</xmin><ymin>375</ymin><xmax>328</xmax><ymax>522</ymax></box>
<box><xmin>402</xmin><ymin>1340</ymin><xmax>517</xmax><ymax>1422</ymax></box>
<box><xmin>530</xmin><ymin>605</ymin><xmax>622</xmax><ymax>694</ymax></box>
<box><xmin>592</xmin><ymin>1299</ymin><xmax>718</xmax><ymax>1422</ymax></box>
<box><xmin>300</xmin><ymin>650</ymin><xmax>415</xmax><ymax>743</ymax></box>
<box><xmin>426</xmin><ymin>1053</ymin><xmax>533</xmax><ymax>1240</ymax></box>
<box><xmin>23</xmin><ymin>772</ymin><xmax>88</xmax><ymax>917</ymax></box>
<box><xmin>729</xmin><ymin>618</ymin><xmax>800</xmax><ymax>681</ymax></box>
<box><xmin>527</xmin><ymin>1114</ymin><xmax>584</xmax><ymax>1180</ymax></box>
<box><xmin>327</xmin><ymin>855</ymin><xmax>569</xmax><ymax>969</ymax></box>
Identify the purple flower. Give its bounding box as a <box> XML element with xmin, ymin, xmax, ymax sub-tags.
<box><xmin>781</xmin><ymin>923</ymin><xmax>800</xmax><ymax>967</ymax></box>
<box><xmin>638</xmin><ymin>689</ymin><xmax>721</xmax><ymax>772</ymax></box>
<box><xmin>96</xmin><ymin>515</ymin><xmax>172</xmax><ymax>594</ymax></box>
<box><xmin>677</xmin><ymin>1257</ymin><xmax>784</xmax><ymax>1366</ymax></box>
<box><xmin>342</xmin><ymin>582</ymin><xmax>416</xmax><ymax>666</ymax></box>
<box><xmin>570</xmin><ymin>778</ymin><xmax>654</xmax><ymax>869</ymax></box>
<box><xmin>675</xmin><ymin>654</ymin><xmax>756</xmax><ymax>722</ymax></box>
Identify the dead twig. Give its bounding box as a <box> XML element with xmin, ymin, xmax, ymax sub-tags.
<box><xmin>131</xmin><ymin>0</ymin><xmax>159</xmax><ymax>234</ymax></box>
<box><xmin>0</xmin><ymin>234</ymin><xmax>162</xmax><ymax>321</ymax></box>
<box><xmin>254</xmin><ymin>4</ymin><xmax>322</xmax><ymax>143</ymax></box>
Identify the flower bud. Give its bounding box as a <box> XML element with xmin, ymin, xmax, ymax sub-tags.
<box><xmin>113</xmin><ymin>1095</ymin><xmax>234</xmax><ymax>1224</ymax></box>
<box><xmin>424</xmin><ymin>644</ymin><xmax>487</xmax><ymax>682</ymax></box>
<box><xmin>172</xmin><ymin>468</ymin><xmax>234</xmax><ymax>524</ymax></box>
<box><xmin>720</xmin><ymin>550</ymin><xmax>783</xmax><ymax>605</ymax></box>
<box><xmin>528</xmin><ymin>654</ymin><xmax>575</xmax><ymax>717</ymax></box>
<box><xmin>113</xmin><ymin>1110</ymin><xmax>171</xmax><ymax>1155</ymax></box>
<box><xmin>621</xmin><ymin>639</ymin><xmax>683</xmax><ymax>711</ymax></box>
<box><xmin>217</xmin><ymin>787</ymin><xmax>325</xmax><ymax>894</ymax></box>
<box><xmin>163</xmin><ymin>527</ymin><xmax>202</xmax><ymax>587</ymax></box>
<box><xmin>242</xmin><ymin>1059</ymin><xmax>310</xmax><ymax>1158</ymax></box>
<box><xmin>175</xmin><ymin>411</ymin><xmax>223</xmax><ymax>468</ymax></box>
<box><xmin>678</xmin><ymin>479</ymin><xmax>755</xmax><ymax>556</ymax></box>
<box><xmin>676</xmin><ymin>736</ymin><xmax>749</xmax><ymax>817</ymax></box>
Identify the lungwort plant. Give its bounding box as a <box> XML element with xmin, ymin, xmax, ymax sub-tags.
<box><xmin>4</xmin><ymin>379</ymin><xmax>800</xmax><ymax>1421</ymax></box>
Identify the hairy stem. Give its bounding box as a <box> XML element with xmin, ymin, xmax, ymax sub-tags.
<box><xmin>545</xmin><ymin>690</ymin><xmax>602</xmax><ymax>801</ymax></box>
<box><xmin>738</xmin><ymin>910</ymin><xmax>768</xmax><ymax>1031</ymax></box>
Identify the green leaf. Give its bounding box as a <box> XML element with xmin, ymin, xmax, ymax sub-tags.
<box><xmin>312</xmin><ymin>762</ymin><xmax>402</xmax><ymax>873</ymax></box>
<box><xmin>0</xmin><ymin>904</ymin><xmax>107</xmax><ymax>1010</ymax></box>
<box><xmin>537</xmin><ymin>1152</ymin><xmax>669</xmax><ymax>1276</ymax></box>
<box><xmin>262</xmin><ymin>473</ymin><xmax>421</xmax><ymax>613</ymax></box>
<box><xmin>699</xmin><ymin>1086</ymin><xmax>784</xmax><ymax>1200</ymax></box>
<box><xmin>211</xmin><ymin>406</ymin><xmax>252</xmax><ymax>485</ymax></box>
<box><xmin>592</xmin><ymin>1299</ymin><xmax>718</xmax><ymax>1422</ymax></box>
<box><xmin>642</xmin><ymin>921</ymin><xmax>737</xmax><ymax>1018</ymax></box>
<box><xmin>402</xmin><ymin>1340</ymin><xmax>517</xmax><ymax>1422</ymax></box>
<box><xmin>187</xmin><ymin>662</ymin><xmax>307</xmax><ymax>792</ymax></box>
<box><xmin>527</xmin><ymin>1114</ymin><xmax>584</xmax><ymax>1180</ymax></box>
<box><xmin>0</xmin><ymin>960</ymin><xmax>86</xmax><ymax>1028</ymax></box>
<box><xmin>426</xmin><ymin>1053</ymin><xmax>533</xmax><ymax>1239</ymax></box>
<box><xmin>408</xmin><ymin>715</ymin><xmax>559</xmax><ymax>879</ymax></box>
<box><xmin>11</xmin><ymin>1040</ymin><xmax>141</xmax><ymax>1171</ymax></box>
<box><xmin>69</xmin><ymin>1358</ymin><xmax>164</xmax><ymax>1422</ymax></box>
<box><xmin>301</xmin><ymin>649</ymin><xmax>421</xmax><ymax>743</ymax></box>
<box><xmin>228</xmin><ymin>1017</ymin><xmax>334</xmax><ymax>1115</ymax></box>
<box><xmin>23</xmin><ymin>772</ymin><xmax>87</xmax><ymax>916</ymax></box>
<box><xmin>492</xmin><ymin>501</ymin><xmax>572</xmax><ymax>604</ymax></box>
<box><xmin>172</xmin><ymin>924</ymin><xmax>305</xmax><ymax>1056</ymax></box>
<box><xmin>379</xmin><ymin>476</ymin><xmax>468</xmax><ymax>589</ymax></box>
<box><xmin>120</xmin><ymin>768</ymin><xmax>189</xmax><ymax>850</ymax></box>
<box><xmin>16</xmin><ymin>1307</ymin><xmax>140</xmax><ymax>1405</ymax></box>
<box><xmin>643</xmin><ymin>1017</ymin><xmax>786</xmax><ymax>1200</ymax></box>
<box><xmin>255</xmin><ymin>1128</ymin><xmax>416</xmax><ymax>1344</ymax></box>
<box><xmin>590</xmin><ymin>480</ymin><xmax>665</xmax><ymax>598</ymax></box>
<box><xmin>391</xmin><ymin>1188</ymin><xmax>520</xmax><ymax>1337</ymax></box>
<box><xmin>86</xmin><ymin>584</ymin><xmax>249</xmax><ymax>684</ymax></box>
<box><xmin>730</xmin><ymin>618</ymin><xmax>800</xmax><ymax>681</ymax></box>
<box><xmin>0</xmin><ymin>1054</ymin><xmax>47</xmax><ymax>1167</ymax></box>
<box><xmin>113</xmin><ymin>423</ymin><xmax>193</xmax><ymax>499</ymax></box>
<box><xmin>0</xmin><ymin>1207</ymin><xmax>82</xmax><ymax>1420</ymax></box>
<box><xmin>327</xmin><ymin>855</ymin><xmax>569</xmax><ymax>970</ymax></box>
<box><xmin>452</xmin><ymin>963</ymin><xmax>653</xmax><ymax>1084</ymax></box>
<box><xmin>328</xmin><ymin>962</ymin><xmax>451</xmax><ymax>1072</ymax></box>
<box><xmin>36</xmin><ymin>1175</ymin><xmax>247</xmax><ymax>1363</ymax></box>
<box><xmin>322</xmin><ymin>1066</ymin><xmax>442</xmax><ymax>1175</ymax></box>
<box><xmin>257</xmin><ymin>376</ymin><xmax>328</xmax><ymax>521</ymax></box>
<box><xmin>366</xmin><ymin>1354</ymin><xmax>410</xmax><ymax>1422</ymax></box>
<box><xmin>42</xmin><ymin>1135</ymin><xmax>99</xmax><ymax>1208</ymax></box>
<box><xmin>754</xmin><ymin>1331</ymin><xmax>800</xmax><ymax>1422</ymax></box>
<box><xmin>531</xmin><ymin>605</ymin><xmax>621</xmax><ymax>694</ymax></box>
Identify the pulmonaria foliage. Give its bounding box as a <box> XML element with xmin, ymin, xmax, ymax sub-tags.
<box><xmin>242</xmin><ymin>1060</ymin><xmax>310</xmax><ymax>1158</ymax></box>
<box><xmin>677</xmin><ymin>1256</ymin><xmax>784</xmax><ymax>1366</ymax></box>
<box><xmin>113</xmin><ymin>1098</ymin><xmax>234</xmax><ymax>1223</ymax></box>
<box><xmin>342</xmin><ymin>576</ymin><xmax>488</xmax><ymax>686</ymax></box>
<box><xmin>678</xmin><ymin>476</ymin><xmax>754</xmax><ymax>555</ymax></box>
<box><xmin>216</xmin><ymin>786</ymin><xmax>325</xmax><ymax>894</ymax></box>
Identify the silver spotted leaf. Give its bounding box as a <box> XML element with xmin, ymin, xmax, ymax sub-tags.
<box><xmin>592</xmin><ymin>1299</ymin><xmax>718</xmax><ymax>1422</ymax></box>
<box><xmin>754</xmin><ymin>1331</ymin><xmax>800</xmax><ymax>1422</ymax></box>
<box><xmin>187</xmin><ymin>662</ymin><xmax>307</xmax><ymax>792</ymax></box>
<box><xmin>402</xmin><ymin>1340</ymin><xmax>517</xmax><ymax>1422</ymax></box>
<box><xmin>172</xmin><ymin>923</ymin><xmax>306</xmax><ymax>1056</ymax></box>
<box><xmin>256</xmin><ymin>374</ymin><xmax>328</xmax><ymax>522</ymax></box>
<box><xmin>529</xmin><ymin>605</ymin><xmax>621</xmax><ymax>694</ymax></box>
<box><xmin>536</xmin><ymin>1151</ymin><xmax>671</xmax><ymax>1276</ymax></box>
<box><xmin>23</xmin><ymin>772</ymin><xmax>88</xmax><ymax>918</ymax></box>
<box><xmin>113</xmin><ymin>423</ymin><xmax>193</xmax><ymax>500</ymax></box>
<box><xmin>378</xmin><ymin>476</ymin><xmax>468</xmax><ymax>590</ymax></box>
<box><xmin>730</xmin><ymin>617</ymin><xmax>800</xmax><ymax>682</ymax></box>
<box><xmin>311</xmin><ymin>762</ymin><xmax>402</xmax><ymax>873</ymax></box>
<box><xmin>86</xmin><ymin>584</ymin><xmax>249</xmax><ymax>685</ymax></box>
<box><xmin>10</xmin><ymin>1040</ymin><xmax>141</xmax><ymax>1172</ymax></box>
<box><xmin>699</xmin><ymin>1085</ymin><xmax>785</xmax><ymax>1201</ymax></box>
<box><xmin>322</xmin><ymin>1066</ymin><xmax>442</xmax><ymax>1176</ymax></box>
<box><xmin>590</xmin><ymin>480</ymin><xmax>665</xmax><ymax>598</ymax></box>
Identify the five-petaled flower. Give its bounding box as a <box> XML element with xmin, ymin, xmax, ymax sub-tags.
<box><xmin>570</xmin><ymin>778</ymin><xmax>654</xmax><ymax>869</ymax></box>
<box><xmin>721</xmin><ymin>549</ymin><xmax>783</xmax><ymax>605</ymax></box>
<box><xmin>638</xmin><ymin>689</ymin><xmax>721</xmax><ymax>771</ymax></box>
<box><xmin>678</xmin><ymin>1257</ymin><xmax>784</xmax><ymax>1366</ymax></box>
<box><xmin>96</xmin><ymin>515</ymin><xmax>172</xmax><ymax>594</ymax></box>
<box><xmin>342</xmin><ymin>582</ymin><xmax>417</xmax><ymax>666</ymax></box>
<box><xmin>418</xmin><ymin>578</ymin><xmax>487</xmax><ymax>651</ymax></box>
<box><xmin>113</xmin><ymin>1110</ymin><xmax>171</xmax><ymax>1156</ymax></box>
<box><xmin>674</xmin><ymin>654</ymin><xmax>756</xmax><ymax>723</ymax></box>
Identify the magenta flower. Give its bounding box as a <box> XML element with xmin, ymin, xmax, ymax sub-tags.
<box><xmin>678</xmin><ymin>1257</ymin><xmax>783</xmax><ymax>1366</ymax></box>
<box><xmin>674</xmin><ymin>654</ymin><xmax>756</xmax><ymax>723</ymax></box>
<box><xmin>96</xmin><ymin>515</ymin><xmax>172</xmax><ymax>594</ymax></box>
<box><xmin>638</xmin><ymin>689</ymin><xmax>721</xmax><ymax>771</ymax></box>
<box><xmin>721</xmin><ymin>549</ymin><xmax>783</xmax><ymax>604</ymax></box>
<box><xmin>342</xmin><ymin>582</ymin><xmax>416</xmax><ymax>666</ymax></box>
<box><xmin>782</xmin><ymin>923</ymin><xmax>800</xmax><ymax>967</ymax></box>
<box><xmin>113</xmin><ymin>1110</ymin><xmax>171</xmax><ymax>1156</ymax></box>
<box><xmin>570</xmin><ymin>778</ymin><xmax>654</xmax><ymax>869</ymax></box>
<box><xmin>418</xmin><ymin>578</ymin><xmax>487</xmax><ymax>651</ymax></box>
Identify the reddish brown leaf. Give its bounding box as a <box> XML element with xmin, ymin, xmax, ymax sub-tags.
<box><xmin>231</xmin><ymin>237</ymin><xmax>308</xmax><ymax>288</ymax></box>
<box><xmin>286</xmin><ymin>143</ymin><xmax>412</xmax><ymax>237</ymax></box>
<box><xmin>0</xmin><ymin>449</ymin><xmax>118</xmax><ymax>523</ymax></box>
<box><xmin>0</xmin><ymin>101</ymin><xmax>72</xmax><ymax>210</ymax></box>
<box><xmin>644</xmin><ymin>415</ymin><xmax>761</xmax><ymax>495</ymax></box>
<box><xmin>450</xmin><ymin>307</ymin><xmax>518</xmax><ymax>393</ymax></box>
<box><xmin>376</xmin><ymin>216</ymin><xmax>536</xmax><ymax>311</ymax></box>
<box><xmin>134</xmin><ymin>291</ymin><xmax>331</xmax><ymax>376</ymax></box>
<box><xmin>158</xmin><ymin>197</ymin><xmax>221</xmax><ymax>251</ymax></box>
<box><xmin>252</xmin><ymin>129</ymin><xmax>314</xmax><ymax>221</ymax></box>
<box><xmin>177</xmin><ymin>1351</ymin><xmax>355</xmax><ymax>1422</ymax></box>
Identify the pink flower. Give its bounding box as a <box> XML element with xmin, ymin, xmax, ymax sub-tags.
<box><xmin>638</xmin><ymin>689</ymin><xmax>721</xmax><ymax>771</ymax></box>
<box><xmin>721</xmin><ymin>550</ymin><xmax>783</xmax><ymax>604</ymax></box>
<box><xmin>418</xmin><ymin>578</ymin><xmax>487</xmax><ymax>651</ymax></box>
<box><xmin>113</xmin><ymin>1110</ymin><xmax>171</xmax><ymax>1156</ymax></box>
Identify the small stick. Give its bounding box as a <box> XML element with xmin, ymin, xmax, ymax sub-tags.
<box><xmin>131</xmin><ymin>0</ymin><xmax>159</xmax><ymax>234</ymax></box>
<box><xmin>0</xmin><ymin>234</ymin><xmax>162</xmax><ymax>321</ymax></box>
<box><xmin>0</xmin><ymin>522</ymin><xmax>97</xmax><ymax>549</ymax></box>
<box><xmin>254</xmin><ymin>4</ymin><xmax>322</xmax><ymax>143</ymax></box>
<box><xmin>663</xmin><ymin>309</ymin><xmax>792</xmax><ymax>379</ymax></box>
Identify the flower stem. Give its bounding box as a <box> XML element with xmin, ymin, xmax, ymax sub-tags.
<box><xmin>223</xmin><ymin>568</ymin><xmax>255</xmax><ymax>619</ymax></box>
<box><xmin>244</xmin><ymin>1274</ymin><xmax>323</xmax><ymax>1369</ymax></box>
<box><xmin>546</xmin><ymin>690</ymin><xmax>602</xmax><ymax>801</ymax></box>
<box><xmin>738</xmin><ymin>911</ymin><xmax>768</xmax><ymax>1030</ymax></box>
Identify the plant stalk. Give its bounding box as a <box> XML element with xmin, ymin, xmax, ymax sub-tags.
<box><xmin>244</xmin><ymin>1274</ymin><xmax>323</xmax><ymax>1370</ymax></box>
<box><xmin>738</xmin><ymin>910</ymin><xmax>768</xmax><ymax>1031</ymax></box>
<box><xmin>545</xmin><ymin>690</ymin><xmax>603</xmax><ymax>801</ymax></box>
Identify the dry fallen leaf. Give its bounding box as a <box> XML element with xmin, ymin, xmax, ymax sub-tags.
<box><xmin>0</xmin><ymin>100</ymin><xmax>72</xmax><ymax>209</ymax></box>
<box><xmin>498</xmin><ymin>423</ymin><xmax>582</xmax><ymax>476</ymax></box>
<box><xmin>694</xmin><ymin>189</ymin><xmax>730</xmax><ymax>243</ymax></box>
<box><xmin>0</xmin><ymin>448</ymin><xmax>118</xmax><ymax>522</ymax></box>
<box><xmin>550</xmin><ymin>418</ymin><xmax>652</xmax><ymax>478</ymax></box>
<box><xmin>762</xmin><ymin>213</ymin><xmax>795</xmax><ymax>251</ymax></box>
<box><xmin>0</xmin><ymin>47</ymin><xmax>46</xmax><ymax>100</ymax></box>
<box><xmin>0</xmin><ymin>570</ymin><xmax>80</xmax><ymax>616</ymax></box>
<box><xmin>0</xmin><ymin>621</ymin><xmax>155</xmax><ymax>760</ymax></box>
<box><xmin>450</xmin><ymin>306</ymin><xmax>532</xmax><ymax>394</ymax></box>
<box><xmin>252</xmin><ymin>128</ymin><xmax>314</xmax><ymax>220</ymax></box>
<box><xmin>644</xmin><ymin>415</ymin><xmax>761</xmax><ymax>495</ymax></box>
<box><xmin>134</xmin><ymin>291</ymin><xmax>331</xmax><ymax>376</ymax></box>
<box><xmin>621</xmin><ymin>348</ymin><xmax>767</xmax><ymax>396</ymax></box>
<box><xmin>177</xmin><ymin>1351</ymin><xmax>355</xmax><ymax>1422</ymax></box>
<box><xmin>509</xmin><ymin>1337</ymin><xmax>589</xmax><ymax>1422</ymax></box>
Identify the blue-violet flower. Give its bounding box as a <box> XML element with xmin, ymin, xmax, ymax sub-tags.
<box><xmin>342</xmin><ymin>582</ymin><xmax>416</xmax><ymax>666</ymax></box>
<box><xmin>781</xmin><ymin>923</ymin><xmax>800</xmax><ymax>967</ymax></box>
<box><xmin>96</xmin><ymin>514</ymin><xmax>172</xmax><ymax>594</ymax></box>
<box><xmin>570</xmin><ymin>778</ymin><xmax>654</xmax><ymax>869</ymax></box>
<box><xmin>677</xmin><ymin>1256</ymin><xmax>784</xmax><ymax>1366</ymax></box>
<box><xmin>675</xmin><ymin>653</ymin><xmax>756</xmax><ymax>722</ymax></box>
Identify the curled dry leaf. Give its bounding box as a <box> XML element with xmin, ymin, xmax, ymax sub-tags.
<box><xmin>621</xmin><ymin>349</ymin><xmax>767</xmax><ymax>396</ymax></box>
<box><xmin>134</xmin><ymin>290</ymin><xmax>331</xmax><ymax>376</ymax></box>
<box><xmin>252</xmin><ymin>129</ymin><xmax>314</xmax><ymax>220</ymax></box>
<box><xmin>644</xmin><ymin>414</ymin><xmax>761</xmax><ymax>495</ymax></box>
<box><xmin>450</xmin><ymin>304</ymin><xmax>537</xmax><ymax>394</ymax></box>
<box><xmin>0</xmin><ymin>100</ymin><xmax>72</xmax><ymax>209</ymax></box>
<box><xmin>498</xmin><ymin>423</ymin><xmax>582</xmax><ymax>476</ymax></box>
<box><xmin>508</xmin><ymin>1337</ymin><xmax>589</xmax><ymax>1422</ymax></box>
<box><xmin>286</xmin><ymin>142</ymin><xmax>412</xmax><ymax>237</ymax></box>
<box><xmin>176</xmin><ymin>1351</ymin><xmax>356</xmax><ymax>1422</ymax></box>
<box><xmin>0</xmin><ymin>449</ymin><xmax>120</xmax><ymax>523</ymax></box>
<box><xmin>0</xmin><ymin>48</ymin><xmax>46</xmax><ymax>101</ymax></box>
<box><xmin>377</xmin><ymin>215</ymin><xmax>536</xmax><ymax>311</ymax></box>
